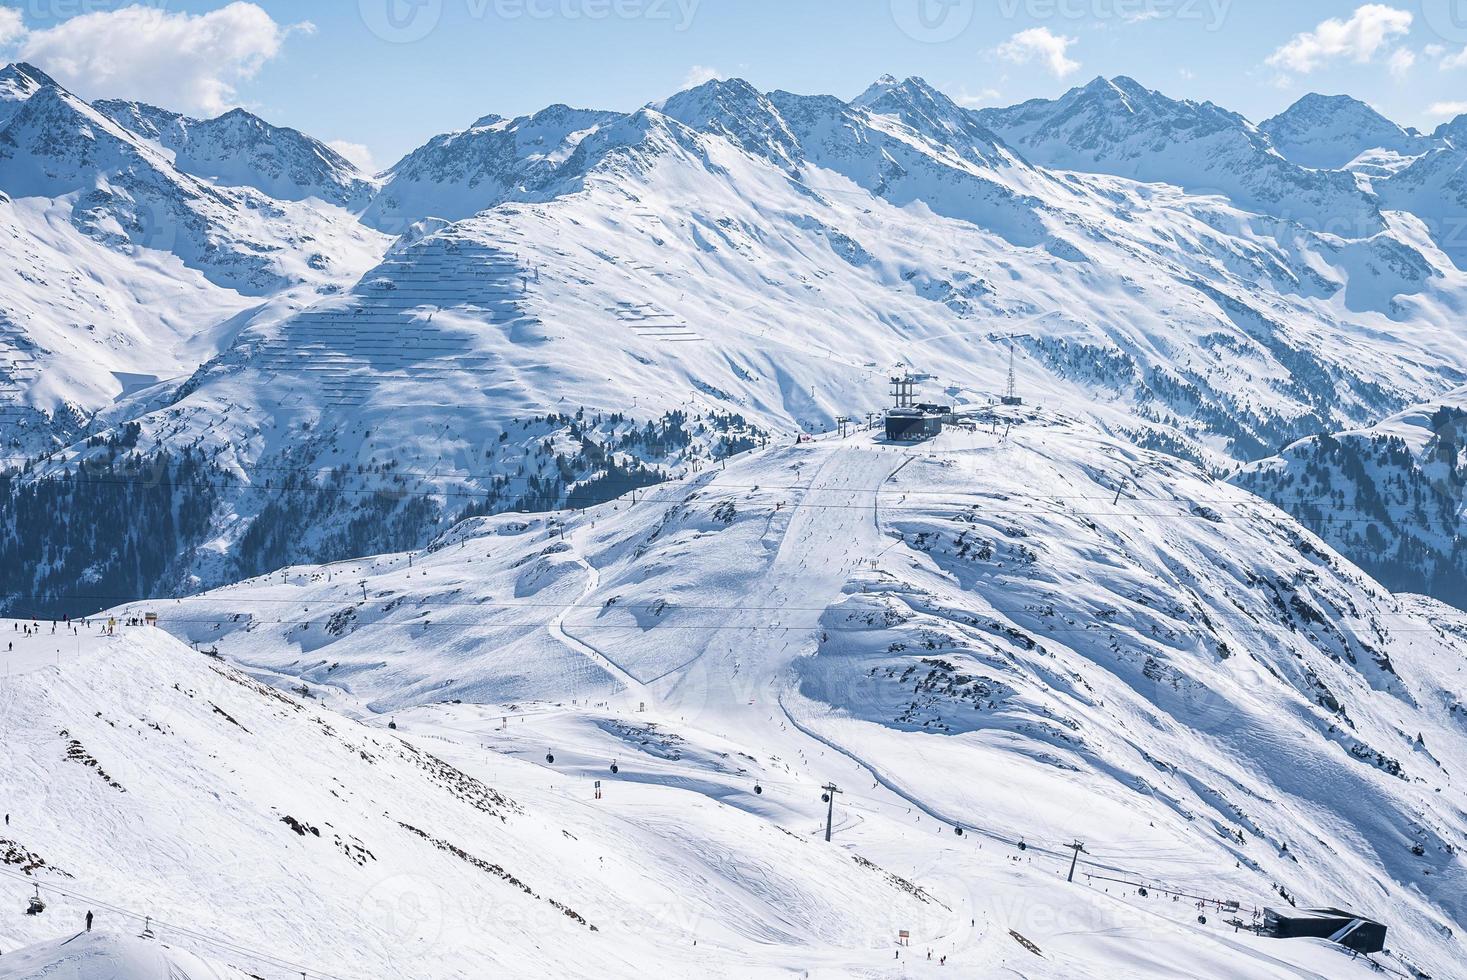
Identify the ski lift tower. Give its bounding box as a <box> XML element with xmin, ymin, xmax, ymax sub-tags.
<box><xmin>998</xmin><ymin>335</ymin><xmax>1030</xmax><ymax>406</ymax></box>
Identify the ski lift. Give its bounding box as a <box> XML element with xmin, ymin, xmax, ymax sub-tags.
<box><xmin>1138</xmin><ymin>887</ymin><xmax>1149</xmax><ymax>897</ymax></box>
<box><xmin>610</xmin><ymin>761</ymin><xmax>619</xmax><ymax>774</ymax></box>
<box><xmin>754</xmin><ymin>783</ymin><xmax>763</xmax><ymax>795</ymax></box>
<box><xmin>821</xmin><ymin>792</ymin><xmax>830</xmax><ymax>803</ymax></box>
<box><xmin>545</xmin><ymin>752</ymin><xmax>555</xmax><ymax>765</ymax></box>
<box><xmin>954</xmin><ymin>826</ymin><xmax>964</xmax><ymax>836</ymax></box>
<box><xmin>1017</xmin><ymin>840</ymin><xmax>1027</xmax><ymax>851</ymax></box>
<box><xmin>1198</xmin><ymin>914</ymin><xmax>1207</xmax><ymax>925</ymax></box>
<box><xmin>24</xmin><ymin>885</ymin><xmax>44</xmax><ymax>915</ymax></box>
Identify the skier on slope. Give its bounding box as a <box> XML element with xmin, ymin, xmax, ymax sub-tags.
<box><xmin>85</xmin><ymin>910</ymin><xmax>93</xmax><ymax>932</ymax></box>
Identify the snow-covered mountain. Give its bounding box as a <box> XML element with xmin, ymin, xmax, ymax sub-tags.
<box><xmin>975</xmin><ymin>76</ymin><xmax>1382</xmax><ymax>235</ymax></box>
<box><xmin>1259</xmin><ymin>94</ymin><xmax>1430</xmax><ymax>173</ymax></box>
<box><xmin>8</xmin><ymin>71</ymin><xmax>1467</xmax><ymax>611</ymax></box>
<box><xmin>72</xmin><ymin>419</ymin><xmax>1467</xmax><ymax>978</ymax></box>
<box><xmin>93</xmin><ymin>99</ymin><xmax>377</xmax><ymax>208</ymax></box>
<box><xmin>0</xmin><ymin>64</ymin><xmax>387</xmax><ymax>454</ymax></box>
<box><xmin>1380</xmin><ymin>128</ymin><xmax>1467</xmax><ymax>268</ymax></box>
<box><xmin>0</xmin><ymin>66</ymin><xmax>379</xmax><ymax>294</ymax></box>
<box><xmin>362</xmin><ymin>103</ymin><xmax>622</xmax><ymax>231</ymax></box>
<box><xmin>1236</xmin><ymin>388</ymin><xmax>1467</xmax><ymax>609</ymax></box>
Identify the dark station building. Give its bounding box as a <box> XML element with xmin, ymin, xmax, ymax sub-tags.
<box><xmin>884</xmin><ymin>371</ymin><xmax>949</xmax><ymax>442</ymax></box>
<box><xmin>1263</xmin><ymin>908</ymin><xmax>1387</xmax><ymax>955</ymax></box>
<box><xmin>884</xmin><ymin>405</ymin><xmax>948</xmax><ymax>442</ymax></box>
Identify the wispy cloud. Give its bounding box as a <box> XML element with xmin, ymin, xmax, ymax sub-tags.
<box><xmin>327</xmin><ymin>140</ymin><xmax>376</xmax><ymax>174</ymax></box>
<box><xmin>1440</xmin><ymin>47</ymin><xmax>1467</xmax><ymax>70</ymax></box>
<box><xmin>1428</xmin><ymin>100</ymin><xmax>1467</xmax><ymax>119</ymax></box>
<box><xmin>0</xmin><ymin>7</ymin><xmax>24</xmax><ymax>47</ymax></box>
<box><xmin>1388</xmin><ymin>46</ymin><xmax>1415</xmax><ymax>79</ymax></box>
<box><xmin>1266</xmin><ymin>4</ymin><xmax>1412</xmax><ymax>74</ymax></box>
<box><xmin>20</xmin><ymin>2</ymin><xmax>311</xmax><ymax>116</ymax></box>
<box><xmin>954</xmin><ymin>87</ymin><xmax>1002</xmax><ymax>109</ymax></box>
<box><xmin>681</xmin><ymin>65</ymin><xmax>724</xmax><ymax>89</ymax></box>
<box><xmin>996</xmin><ymin>28</ymin><xmax>1080</xmax><ymax>80</ymax></box>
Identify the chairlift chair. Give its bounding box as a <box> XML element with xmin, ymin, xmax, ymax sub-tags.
<box><xmin>25</xmin><ymin>885</ymin><xmax>44</xmax><ymax>915</ymax></box>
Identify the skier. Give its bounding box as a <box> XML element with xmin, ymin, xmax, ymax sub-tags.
<box><xmin>85</xmin><ymin>910</ymin><xmax>93</xmax><ymax>932</ymax></box>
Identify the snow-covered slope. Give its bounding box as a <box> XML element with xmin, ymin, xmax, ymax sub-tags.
<box><xmin>1235</xmin><ymin>387</ymin><xmax>1467</xmax><ymax>608</ymax></box>
<box><xmin>101</xmin><ymin>420</ymin><xmax>1467</xmax><ymax>978</ymax></box>
<box><xmin>976</xmin><ymin>76</ymin><xmax>1382</xmax><ymax>235</ymax></box>
<box><xmin>0</xmin><ymin>64</ymin><xmax>388</xmax><ymax>454</ymax></box>
<box><xmin>0</xmin><ymin>932</ymin><xmax>249</xmax><ymax>980</ymax></box>
<box><xmin>0</xmin><ymin>618</ymin><xmax>945</xmax><ymax>978</ymax></box>
<box><xmin>1380</xmin><ymin>123</ymin><xmax>1467</xmax><ymax>268</ymax></box>
<box><xmin>1259</xmin><ymin>94</ymin><xmax>1429</xmax><ymax>172</ymax></box>
<box><xmin>93</xmin><ymin>99</ymin><xmax>377</xmax><ymax>208</ymax></box>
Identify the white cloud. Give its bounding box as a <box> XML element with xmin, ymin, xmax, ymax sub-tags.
<box><xmin>681</xmin><ymin>65</ymin><xmax>724</xmax><ymax>89</ymax></box>
<box><xmin>326</xmin><ymin>140</ymin><xmax>376</xmax><ymax>174</ymax></box>
<box><xmin>1266</xmin><ymin>4</ymin><xmax>1413</xmax><ymax>74</ymax></box>
<box><xmin>954</xmin><ymin>87</ymin><xmax>1002</xmax><ymax>109</ymax></box>
<box><xmin>1428</xmin><ymin>100</ymin><xmax>1467</xmax><ymax>119</ymax></box>
<box><xmin>996</xmin><ymin>28</ymin><xmax>1080</xmax><ymax>80</ymax></box>
<box><xmin>1441</xmin><ymin>47</ymin><xmax>1467</xmax><ymax>70</ymax></box>
<box><xmin>1388</xmin><ymin>47</ymin><xmax>1415</xmax><ymax>78</ymax></box>
<box><xmin>20</xmin><ymin>2</ymin><xmax>311</xmax><ymax>116</ymax></box>
<box><xmin>0</xmin><ymin>7</ymin><xmax>24</xmax><ymax>47</ymax></box>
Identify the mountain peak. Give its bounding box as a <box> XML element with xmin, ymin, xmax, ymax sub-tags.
<box><xmin>663</xmin><ymin>75</ymin><xmax>763</xmax><ymax>106</ymax></box>
<box><xmin>853</xmin><ymin>74</ymin><xmax>941</xmax><ymax>109</ymax></box>
<box><xmin>0</xmin><ymin>62</ymin><xmax>59</xmax><ymax>91</ymax></box>
<box><xmin>1261</xmin><ymin>92</ymin><xmax>1422</xmax><ymax>169</ymax></box>
<box><xmin>0</xmin><ymin>62</ymin><xmax>62</xmax><ymax>129</ymax></box>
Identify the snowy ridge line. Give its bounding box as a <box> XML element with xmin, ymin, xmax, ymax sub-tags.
<box><xmin>0</xmin><ymin>865</ymin><xmax>356</xmax><ymax>980</ymax></box>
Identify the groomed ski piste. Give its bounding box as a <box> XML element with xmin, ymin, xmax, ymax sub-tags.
<box><xmin>5</xmin><ymin>415</ymin><xmax>1464</xmax><ymax>978</ymax></box>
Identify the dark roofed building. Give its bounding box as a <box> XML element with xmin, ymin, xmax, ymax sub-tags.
<box><xmin>1264</xmin><ymin>907</ymin><xmax>1386</xmax><ymax>955</ymax></box>
<box><xmin>885</xmin><ymin>407</ymin><xmax>945</xmax><ymax>442</ymax></box>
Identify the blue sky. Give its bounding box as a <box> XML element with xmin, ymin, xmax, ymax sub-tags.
<box><xmin>3</xmin><ymin>1</ymin><xmax>1465</xmax><ymax>170</ymax></box>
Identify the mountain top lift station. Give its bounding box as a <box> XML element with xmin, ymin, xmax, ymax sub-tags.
<box><xmin>885</xmin><ymin>370</ymin><xmax>950</xmax><ymax>442</ymax></box>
